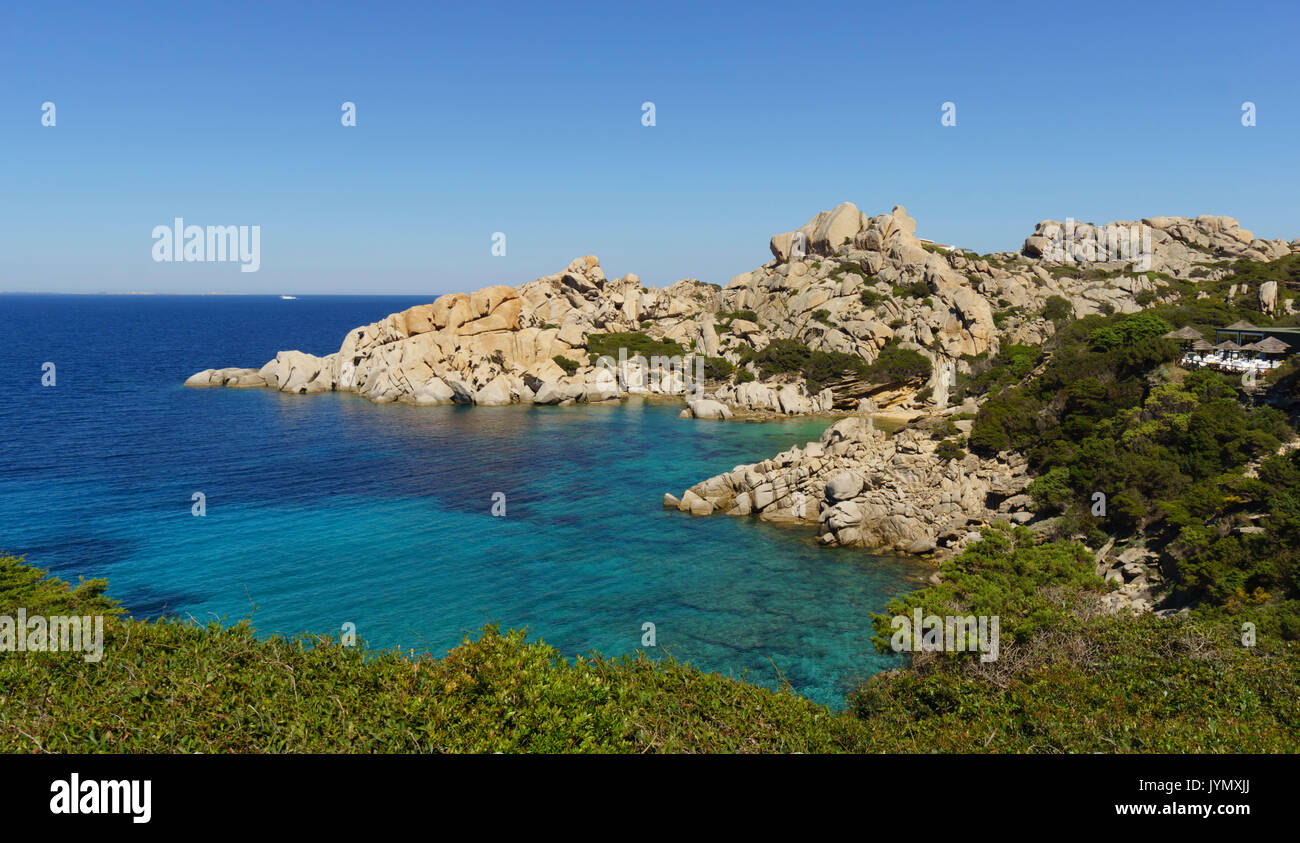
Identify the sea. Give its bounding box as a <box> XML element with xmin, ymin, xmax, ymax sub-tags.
<box><xmin>0</xmin><ymin>294</ymin><xmax>926</xmax><ymax>706</ymax></box>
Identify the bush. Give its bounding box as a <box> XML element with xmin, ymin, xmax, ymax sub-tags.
<box><xmin>1041</xmin><ymin>295</ymin><xmax>1072</xmax><ymax>323</ymax></box>
<box><xmin>753</xmin><ymin>338</ymin><xmax>811</xmax><ymax>377</ymax></box>
<box><xmin>934</xmin><ymin>439</ymin><xmax>966</xmax><ymax>462</ymax></box>
<box><xmin>751</xmin><ymin>339</ymin><xmax>870</xmax><ymax>392</ymax></box>
<box><xmin>867</xmin><ymin>344</ymin><xmax>932</xmax><ymax>383</ymax></box>
<box><xmin>893</xmin><ymin>281</ymin><xmax>931</xmax><ymax>299</ymax></box>
<box><xmin>968</xmin><ymin>308</ymin><xmax>1298</xmax><ymax>605</ymax></box>
<box><xmin>585</xmin><ymin>332</ymin><xmax>685</xmax><ymax>363</ymax></box>
<box><xmin>552</xmin><ymin>355</ymin><xmax>579</xmax><ymax>376</ymax></box>
<box><xmin>717</xmin><ymin>310</ymin><xmax>757</xmax><ymax>325</ymax></box>
<box><xmin>702</xmin><ymin>356</ymin><xmax>734</xmax><ymax>380</ymax></box>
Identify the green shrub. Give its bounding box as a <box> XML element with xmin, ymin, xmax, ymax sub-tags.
<box><xmin>751</xmin><ymin>339</ymin><xmax>870</xmax><ymax>392</ymax></box>
<box><xmin>753</xmin><ymin>338</ymin><xmax>811</xmax><ymax>377</ymax></box>
<box><xmin>934</xmin><ymin>439</ymin><xmax>966</xmax><ymax>462</ymax></box>
<box><xmin>552</xmin><ymin>355</ymin><xmax>579</xmax><ymax>376</ymax></box>
<box><xmin>1041</xmin><ymin>295</ymin><xmax>1072</xmax><ymax>323</ymax></box>
<box><xmin>867</xmin><ymin>344</ymin><xmax>932</xmax><ymax>383</ymax></box>
<box><xmin>585</xmin><ymin>332</ymin><xmax>685</xmax><ymax>362</ymax></box>
<box><xmin>717</xmin><ymin>310</ymin><xmax>758</xmax><ymax>325</ymax></box>
<box><xmin>702</xmin><ymin>356</ymin><xmax>734</xmax><ymax>380</ymax></box>
<box><xmin>892</xmin><ymin>281</ymin><xmax>931</xmax><ymax>299</ymax></box>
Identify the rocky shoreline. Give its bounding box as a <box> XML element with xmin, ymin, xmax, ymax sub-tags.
<box><xmin>664</xmin><ymin>414</ymin><xmax>1031</xmax><ymax>556</ymax></box>
<box><xmin>186</xmin><ymin>202</ymin><xmax>1298</xmax><ymax>613</ymax></box>
<box><xmin>188</xmin><ymin>202</ymin><xmax>1292</xmax><ymax>420</ymax></box>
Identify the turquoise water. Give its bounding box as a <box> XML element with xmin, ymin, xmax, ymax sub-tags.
<box><xmin>0</xmin><ymin>295</ymin><xmax>925</xmax><ymax>706</ymax></box>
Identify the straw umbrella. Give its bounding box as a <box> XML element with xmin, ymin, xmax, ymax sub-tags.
<box><xmin>1163</xmin><ymin>325</ymin><xmax>1204</xmax><ymax>352</ymax></box>
<box><xmin>1253</xmin><ymin>336</ymin><xmax>1291</xmax><ymax>369</ymax></box>
<box><xmin>1214</xmin><ymin>340</ymin><xmax>1242</xmax><ymax>365</ymax></box>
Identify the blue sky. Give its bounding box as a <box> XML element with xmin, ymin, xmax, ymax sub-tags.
<box><xmin>2</xmin><ymin>0</ymin><xmax>1297</xmax><ymax>294</ymax></box>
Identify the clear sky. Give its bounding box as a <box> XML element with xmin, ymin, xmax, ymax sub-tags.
<box><xmin>2</xmin><ymin>0</ymin><xmax>1297</xmax><ymax>294</ymax></box>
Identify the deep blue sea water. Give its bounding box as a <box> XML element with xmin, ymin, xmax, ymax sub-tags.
<box><xmin>0</xmin><ymin>294</ymin><xmax>925</xmax><ymax>706</ymax></box>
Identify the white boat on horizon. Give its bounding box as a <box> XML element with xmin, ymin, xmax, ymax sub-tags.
<box><xmin>280</xmin><ymin>295</ymin><xmax>297</xmax><ymax>300</ymax></box>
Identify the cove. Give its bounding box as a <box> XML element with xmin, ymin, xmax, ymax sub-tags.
<box><xmin>0</xmin><ymin>294</ymin><xmax>927</xmax><ymax>707</ymax></box>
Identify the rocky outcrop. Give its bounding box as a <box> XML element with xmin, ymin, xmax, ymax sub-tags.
<box><xmin>1021</xmin><ymin>215</ymin><xmax>1291</xmax><ymax>267</ymax></box>
<box><xmin>187</xmin><ymin>203</ymin><xmax>1295</xmax><ymax>425</ymax></box>
<box><xmin>1094</xmin><ymin>542</ymin><xmax>1167</xmax><ymax>615</ymax></box>
<box><xmin>705</xmin><ymin>382</ymin><xmax>834</xmax><ymax>416</ymax></box>
<box><xmin>184</xmin><ymin>367</ymin><xmax>267</xmax><ymax>388</ymax></box>
<box><xmin>668</xmin><ymin>415</ymin><xmax>1032</xmax><ymax>554</ymax></box>
<box><xmin>186</xmin><ymin>256</ymin><xmax>721</xmax><ymax>407</ymax></box>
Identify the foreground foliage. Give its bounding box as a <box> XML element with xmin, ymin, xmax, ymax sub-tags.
<box><xmin>855</xmin><ymin>525</ymin><xmax>1299</xmax><ymax>752</ymax></box>
<box><xmin>3</xmin><ymin>549</ymin><xmax>1295</xmax><ymax>753</ymax></box>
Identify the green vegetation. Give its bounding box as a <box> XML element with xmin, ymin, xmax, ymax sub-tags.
<box><xmin>992</xmin><ymin>308</ymin><xmax>1023</xmax><ymax>328</ymax></box>
<box><xmin>811</xmin><ymin>309</ymin><xmax>833</xmax><ymax>326</ymax></box>
<box><xmin>1220</xmin><ymin>252</ymin><xmax>1300</xmax><ymax>290</ymax></box>
<box><xmin>869</xmin><ymin>343</ymin><xmax>933</xmax><ymax>383</ymax></box>
<box><xmin>859</xmin><ymin>289</ymin><xmax>884</xmax><ymax>308</ymax></box>
<box><xmin>585</xmin><ymin>332</ymin><xmax>685</xmax><ymax>363</ymax></box>
<box><xmin>932</xmin><ymin>419</ymin><xmax>960</xmax><ymax>439</ymax></box>
<box><xmin>701</xmin><ymin>356</ymin><xmax>734</xmax><ymax>381</ymax></box>
<box><xmin>933</xmin><ymin>438</ymin><xmax>967</xmax><ymax>462</ymax></box>
<box><xmin>952</xmin><ymin>344</ymin><xmax>1041</xmax><ymax>404</ymax></box>
<box><xmin>751</xmin><ymin>339</ymin><xmax>865</xmax><ymax>391</ymax></box>
<box><xmin>828</xmin><ymin>259</ymin><xmax>876</xmax><ymax>284</ymax></box>
<box><xmin>853</xmin><ymin>526</ymin><xmax>1299</xmax><ymax>752</ymax></box>
<box><xmin>552</xmin><ymin>355</ymin><xmax>579</xmax><ymax>376</ymax></box>
<box><xmin>0</xmin><ymin>554</ymin><xmax>870</xmax><ymax>753</ymax></box>
<box><xmin>892</xmin><ymin>281</ymin><xmax>931</xmax><ymax>299</ymax></box>
<box><xmin>1040</xmin><ymin>295</ymin><xmax>1073</xmax><ymax>323</ymax></box>
<box><xmin>735</xmin><ymin>368</ymin><xmax>755</xmax><ymax>384</ymax></box>
<box><xmin>716</xmin><ymin>310</ymin><xmax>757</xmax><ymax>327</ymax></box>
<box><xmin>749</xmin><ymin>339</ymin><xmax>930</xmax><ymax>392</ymax></box>
<box><xmin>1157</xmin><ymin>253</ymin><xmax>1300</xmax><ymax>329</ymax></box>
<box><xmin>970</xmin><ymin>309</ymin><xmax>1297</xmax><ymax>613</ymax></box>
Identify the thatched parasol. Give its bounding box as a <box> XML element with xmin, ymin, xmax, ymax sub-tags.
<box><xmin>1253</xmin><ymin>336</ymin><xmax>1291</xmax><ymax>354</ymax></box>
<box><xmin>1163</xmin><ymin>326</ymin><xmax>1204</xmax><ymax>341</ymax></box>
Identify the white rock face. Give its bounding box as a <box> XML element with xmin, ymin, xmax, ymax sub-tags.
<box><xmin>668</xmin><ymin>416</ymin><xmax>1031</xmax><ymax>554</ymax></box>
<box><xmin>1260</xmin><ymin>280</ymin><xmax>1279</xmax><ymax>315</ymax></box>
<box><xmin>825</xmin><ymin>471</ymin><xmax>864</xmax><ymax>501</ymax></box>
<box><xmin>260</xmin><ymin>351</ymin><xmax>334</xmax><ymax>394</ymax></box>
<box><xmin>184</xmin><ymin>367</ymin><xmax>267</xmax><ymax>388</ymax></box>
<box><xmin>686</xmin><ymin>398</ymin><xmax>733</xmax><ymax>420</ymax></box>
<box><xmin>411</xmin><ymin>376</ymin><xmax>455</xmax><ymax>405</ymax></box>
<box><xmin>475</xmin><ymin>375</ymin><xmax>513</xmax><ymax>406</ymax></box>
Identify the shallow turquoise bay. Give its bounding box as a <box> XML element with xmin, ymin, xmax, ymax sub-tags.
<box><xmin>0</xmin><ymin>295</ymin><xmax>926</xmax><ymax>706</ymax></box>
